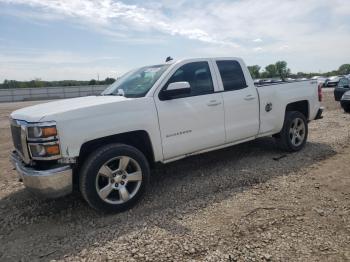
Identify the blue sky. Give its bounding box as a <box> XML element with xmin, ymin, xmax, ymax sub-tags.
<box><xmin>0</xmin><ymin>0</ymin><xmax>350</xmax><ymax>81</ymax></box>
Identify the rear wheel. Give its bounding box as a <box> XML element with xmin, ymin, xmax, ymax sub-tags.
<box><xmin>344</xmin><ymin>107</ymin><xmax>350</xmax><ymax>113</ymax></box>
<box><xmin>79</xmin><ymin>143</ymin><xmax>150</xmax><ymax>213</ymax></box>
<box><xmin>275</xmin><ymin>111</ymin><xmax>308</xmax><ymax>152</ymax></box>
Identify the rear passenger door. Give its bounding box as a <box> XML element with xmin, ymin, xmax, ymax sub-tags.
<box><xmin>213</xmin><ymin>59</ymin><xmax>260</xmax><ymax>143</ymax></box>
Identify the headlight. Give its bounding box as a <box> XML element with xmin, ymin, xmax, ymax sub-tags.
<box><xmin>27</xmin><ymin>124</ymin><xmax>58</xmax><ymax>140</ymax></box>
<box><xmin>26</xmin><ymin>122</ymin><xmax>61</xmax><ymax>160</ymax></box>
<box><xmin>29</xmin><ymin>142</ymin><xmax>60</xmax><ymax>158</ymax></box>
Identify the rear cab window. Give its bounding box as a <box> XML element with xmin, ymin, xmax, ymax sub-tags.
<box><xmin>216</xmin><ymin>60</ymin><xmax>247</xmax><ymax>91</ymax></box>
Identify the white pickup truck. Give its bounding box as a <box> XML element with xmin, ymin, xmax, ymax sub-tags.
<box><xmin>10</xmin><ymin>57</ymin><xmax>324</xmax><ymax>212</ymax></box>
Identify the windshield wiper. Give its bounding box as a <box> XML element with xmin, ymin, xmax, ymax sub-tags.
<box><xmin>101</xmin><ymin>92</ymin><xmax>124</xmax><ymax>97</ymax></box>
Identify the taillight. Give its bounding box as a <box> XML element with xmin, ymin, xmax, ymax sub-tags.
<box><xmin>318</xmin><ymin>83</ymin><xmax>323</xmax><ymax>102</ymax></box>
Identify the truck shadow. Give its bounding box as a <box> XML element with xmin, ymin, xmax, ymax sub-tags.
<box><xmin>0</xmin><ymin>137</ymin><xmax>337</xmax><ymax>261</ymax></box>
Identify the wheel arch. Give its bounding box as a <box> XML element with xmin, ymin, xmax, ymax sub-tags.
<box><xmin>285</xmin><ymin>100</ymin><xmax>310</xmax><ymax>120</ymax></box>
<box><xmin>78</xmin><ymin>130</ymin><xmax>155</xmax><ymax>168</ymax></box>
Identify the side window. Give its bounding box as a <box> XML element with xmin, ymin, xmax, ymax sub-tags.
<box><xmin>165</xmin><ymin>62</ymin><xmax>214</xmax><ymax>98</ymax></box>
<box><xmin>216</xmin><ymin>60</ymin><xmax>247</xmax><ymax>91</ymax></box>
<box><xmin>338</xmin><ymin>79</ymin><xmax>345</xmax><ymax>87</ymax></box>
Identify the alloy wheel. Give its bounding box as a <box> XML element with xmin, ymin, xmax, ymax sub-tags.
<box><xmin>95</xmin><ymin>156</ymin><xmax>142</xmax><ymax>204</ymax></box>
<box><xmin>289</xmin><ymin>118</ymin><xmax>306</xmax><ymax>147</ymax></box>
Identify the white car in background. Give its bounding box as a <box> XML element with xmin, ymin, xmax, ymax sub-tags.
<box><xmin>315</xmin><ymin>77</ymin><xmax>327</xmax><ymax>85</ymax></box>
<box><xmin>286</xmin><ymin>78</ymin><xmax>296</xmax><ymax>81</ymax></box>
<box><xmin>325</xmin><ymin>76</ymin><xmax>344</xmax><ymax>87</ymax></box>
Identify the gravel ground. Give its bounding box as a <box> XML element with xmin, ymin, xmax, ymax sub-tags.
<box><xmin>0</xmin><ymin>93</ymin><xmax>349</xmax><ymax>261</ymax></box>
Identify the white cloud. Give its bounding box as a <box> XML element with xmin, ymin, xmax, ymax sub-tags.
<box><xmin>1</xmin><ymin>63</ymin><xmax>121</xmax><ymax>81</ymax></box>
<box><xmin>3</xmin><ymin>0</ymin><xmax>348</xmax><ymax>52</ymax></box>
<box><xmin>279</xmin><ymin>45</ymin><xmax>289</xmax><ymax>51</ymax></box>
<box><xmin>1</xmin><ymin>0</ymin><xmax>239</xmax><ymax>46</ymax></box>
<box><xmin>1</xmin><ymin>0</ymin><xmax>350</xmax><ymax>76</ymax></box>
<box><xmin>0</xmin><ymin>49</ymin><xmax>123</xmax><ymax>80</ymax></box>
<box><xmin>253</xmin><ymin>47</ymin><xmax>263</xmax><ymax>52</ymax></box>
<box><xmin>0</xmin><ymin>50</ymin><xmax>119</xmax><ymax>65</ymax></box>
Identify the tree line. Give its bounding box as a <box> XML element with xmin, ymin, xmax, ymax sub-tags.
<box><xmin>248</xmin><ymin>62</ymin><xmax>350</xmax><ymax>80</ymax></box>
<box><xmin>0</xmin><ymin>77</ymin><xmax>116</xmax><ymax>89</ymax></box>
<box><xmin>1</xmin><ymin>62</ymin><xmax>350</xmax><ymax>89</ymax></box>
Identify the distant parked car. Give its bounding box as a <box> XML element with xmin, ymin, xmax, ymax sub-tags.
<box><xmin>334</xmin><ymin>77</ymin><xmax>350</xmax><ymax>101</ymax></box>
<box><xmin>286</xmin><ymin>78</ymin><xmax>296</xmax><ymax>81</ymax></box>
<box><xmin>254</xmin><ymin>79</ymin><xmax>281</xmax><ymax>85</ymax></box>
<box><xmin>316</xmin><ymin>77</ymin><xmax>327</xmax><ymax>84</ymax></box>
<box><xmin>311</xmin><ymin>76</ymin><xmax>321</xmax><ymax>80</ymax></box>
<box><xmin>325</xmin><ymin>76</ymin><xmax>345</xmax><ymax>87</ymax></box>
<box><xmin>271</xmin><ymin>79</ymin><xmax>282</xmax><ymax>83</ymax></box>
<box><xmin>340</xmin><ymin>90</ymin><xmax>350</xmax><ymax>113</ymax></box>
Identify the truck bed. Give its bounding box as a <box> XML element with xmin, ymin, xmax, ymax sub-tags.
<box><xmin>255</xmin><ymin>79</ymin><xmax>313</xmax><ymax>87</ymax></box>
<box><xmin>256</xmin><ymin>80</ymin><xmax>319</xmax><ymax>136</ymax></box>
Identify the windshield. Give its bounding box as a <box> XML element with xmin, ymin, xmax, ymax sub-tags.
<box><xmin>102</xmin><ymin>64</ymin><xmax>170</xmax><ymax>98</ymax></box>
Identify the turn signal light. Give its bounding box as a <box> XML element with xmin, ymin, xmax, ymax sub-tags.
<box><xmin>46</xmin><ymin>144</ymin><xmax>60</xmax><ymax>155</ymax></box>
<box><xmin>29</xmin><ymin>143</ymin><xmax>61</xmax><ymax>158</ymax></box>
<box><xmin>42</xmin><ymin>127</ymin><xmax>58</xmax><ymax>137</ymax></box>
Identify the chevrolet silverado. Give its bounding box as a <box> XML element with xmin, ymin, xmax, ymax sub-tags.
<box><xmin>9</xmin><ymin>57</ymin><xmax>324</xmax><ymax>212</ymax></box>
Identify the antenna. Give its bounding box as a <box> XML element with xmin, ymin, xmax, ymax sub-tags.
<box><xmin>165</xmin><ymin>56</ymin><xmax>173</xmax><ymax>62</ymax></box>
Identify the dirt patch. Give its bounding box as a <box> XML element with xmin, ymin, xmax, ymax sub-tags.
<box><xmin>0</xmin><ymin>94</ymin><xmax>349</xmax><ymax>261</ymax></box>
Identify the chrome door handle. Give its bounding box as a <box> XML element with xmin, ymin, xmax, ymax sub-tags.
<box><xmin>244</xmin><ymin>95</ymin><xmax>255</xmax><ymax>101</ymax></box>
<box><xmin>207</xmin><ymin>100</ymin><xmax>222</xmax><ymax>106</ymax></box>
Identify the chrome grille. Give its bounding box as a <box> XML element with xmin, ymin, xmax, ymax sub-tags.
<box><xmin>10</xmin><ymin>119</ymin><xmax>31</xmax><ymax>164</ymax></box>
<box><xmin>10</xmin><ymin>122</ymin><xmax>23</xmax><ymax>155</ymax></box>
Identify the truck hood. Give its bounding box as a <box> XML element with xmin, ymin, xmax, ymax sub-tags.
<box><xmin>11</xmin><ymin>96</ymin><xmax>129</xmax><ymax>122</ymax></box>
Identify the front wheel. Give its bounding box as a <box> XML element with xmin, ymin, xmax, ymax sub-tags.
<box><xmin>275</xmin><ymin>111</ymin><xmax>308</xmax><ymax>152</ymax></box>
<box><xmin>79</xmin><ymin>144</ymin><xmax>150</xmax><ymax>213</ymax></box>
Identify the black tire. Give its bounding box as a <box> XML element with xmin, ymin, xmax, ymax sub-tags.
<box><xmin>275</xmin><ymin>111</ymin><xmax>308</xmax><ymax>152</ymax></box>
<box><xmin>344</xmin><ymin>107</ymin><xmax>350</xmax><ymax>113</ymax></box>
<box><xmin>79</xmin><ymin>143</ymin><xmax>150</xmax><ymax>213</ymax></box>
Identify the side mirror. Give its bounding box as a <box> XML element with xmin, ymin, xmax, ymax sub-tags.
<box><xmin>160</xmin><ymin>82</ymin><xmax>191</xmax><ymax>100</ymax></box>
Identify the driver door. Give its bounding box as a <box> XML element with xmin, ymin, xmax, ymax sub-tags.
<box><xmin>154</xmin><ymin>61</ymin><xmax>225</xmax><ymax>160</ymax></box>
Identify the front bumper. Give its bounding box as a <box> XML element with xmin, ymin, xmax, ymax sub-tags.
<box><xmin>10</xmin><ymin>151</ymin><xmax>73</xmax><ymax>198</ymax></box>
<box><xmin>314</xmin><ymin>107</ymin><xmax>324</xmax><ymax>120</ymax></box>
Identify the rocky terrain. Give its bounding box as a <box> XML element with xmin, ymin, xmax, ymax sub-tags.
<box><xmin>0</xmin><ymin>92</ymin><xmax>349</xmax><ymax>261</ymax></box>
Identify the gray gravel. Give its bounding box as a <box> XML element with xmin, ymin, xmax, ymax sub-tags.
<box><xmin>0</xmin><ymin>93</ymin><xmax>350</xmax><ymax>261</ymax></box>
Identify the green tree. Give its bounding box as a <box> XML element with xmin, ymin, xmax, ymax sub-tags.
<box><xmin>338</xmin><ymin>64</ymin><xmax>350</xmax><ymax>75</ymax></box>
<box><xmin>33</xmin><ymin>78</ymin><xmax>44</xmax><ymax>88</ymax></box>
<box><xmin>275</xmin><ymin>61</ymin><xmax>290</xmax><ymax>81</ymax></box>
<box><xmin>247</xmin><ymin>65</ymin><xmax>261</xmax><ymax>79</ymax></box>
<box><xmin>104</xmin><ymin>77</ymin><xmax>116</xmax><ymax>85</ymax></box>
<box><xmin>260</xmin><ymin>71</ymin><xmax>268</xmax><ymax>79</ymax></box>
<box><xmin>89</xmin><ymin>79</ymin><xmax>97</xmax><ymax>85</ymax></box>
<box><xmin>265</xmin><ymin>64</ymin><xmax>277</xmax><ymax>78</ymax></box>
<box><xmin>2</xmin><ymin>79</ymin><xmax>9</xmax><ymax>88</ymax></box>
